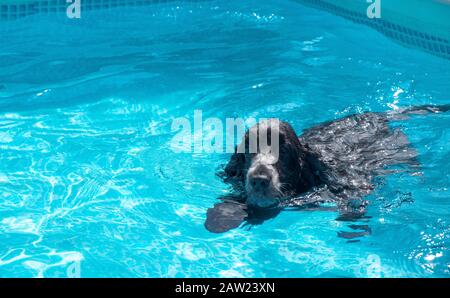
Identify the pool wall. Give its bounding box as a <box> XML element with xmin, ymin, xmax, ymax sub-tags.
<box><xmin>1</xmin><ymin>0</ymin><xmax>450</xmax><ymax>60</ymax></box>
<box><xmin>0</xmin><ymin>0</ymin><xmax>212</xmax><ymax>20</ymax></box>
<box><xmin>293</xmin><ymin>0</ymin><xmax>450</xmax><ymax>60</ymax></box>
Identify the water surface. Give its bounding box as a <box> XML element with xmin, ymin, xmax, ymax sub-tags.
<box><xmin>0</xmin><ymin>0</ymin><xmax>449</xmax><ymax>277</ymax></box>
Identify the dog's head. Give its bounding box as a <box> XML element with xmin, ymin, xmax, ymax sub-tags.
<box><xmin>224</xmin><ymin>119</ymin><xmax>313</xmax><ymax>208</ymax></box>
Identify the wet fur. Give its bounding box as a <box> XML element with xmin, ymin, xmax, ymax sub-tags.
<box><xmin>205</xmin><ymin>105</ymin><xmax>450</xmax><ymax>233</ymax></box>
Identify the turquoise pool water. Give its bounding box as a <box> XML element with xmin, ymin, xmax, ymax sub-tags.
<box><xmin>0</xmin><ymin>0</ymin><xmax>449</xmax><ymax>278</ymax></box>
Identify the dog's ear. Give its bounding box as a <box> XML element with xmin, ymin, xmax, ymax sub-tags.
<box><xmin>224</xmin><ymin>148</ymin><xmax>245</xmax><ymax>179</ymax></box>
<box><xmin>296</xmin><ymin>144</ymin><xmax>321</xmax><ymax>193</ymax></box>
<box><xmin>205</xmin><ymin>201</ymin><xmax>248</xmax><ymax>233</ymax></box>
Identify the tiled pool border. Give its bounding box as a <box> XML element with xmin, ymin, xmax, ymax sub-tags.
<box><xmin>0</xmin><ymin>0</ymin><xmax>211</xmax><ymax>20</ymax></box>
<box><xmin>1</xmin><ymin>0</ymin><xmax>450</xmax><ymax>61</ymax></box>
<box><xmin>294</xmin><ymin>0</ymin><xmax>450</xmax><ymax>60</ymax></box>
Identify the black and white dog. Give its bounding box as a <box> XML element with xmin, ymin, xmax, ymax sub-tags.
<box><xmin>205</xmin><ymin>105</ymin><xmax>449</xmax><ymax>233</ymax></box>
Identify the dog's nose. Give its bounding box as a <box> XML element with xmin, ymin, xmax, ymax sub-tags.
<box><xmin>249</xmin><ymin>175</ymin><xmax>271</xmax><ymax>192</ymax></box>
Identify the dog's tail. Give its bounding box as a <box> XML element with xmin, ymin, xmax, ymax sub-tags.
<box><xmin>387</xmin><ymin>104</ymin><xmax>450</xmax><ymax>120</ymax></box>
<box><xmin>398</xmin><ymin>104</ymin><xmax>450</xmax><ymax>115</ymax></box>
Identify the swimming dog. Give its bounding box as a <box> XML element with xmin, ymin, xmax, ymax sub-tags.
<box><xmin>205</xmin><ymin>105</ymin><xmax>450</xmax><ymax>233</ymax></box>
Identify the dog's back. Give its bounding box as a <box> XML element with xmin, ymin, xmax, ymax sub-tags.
<box><xmin>299</xmin><ymin>112</ymin><xmax>418</xmax><ymax>203</ymax></box>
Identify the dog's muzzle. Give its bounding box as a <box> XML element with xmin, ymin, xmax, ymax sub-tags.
<box><xmin>246</xmin><ymin>162</ymin><xmax>280</xmax><ymax>208</ymax></box>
